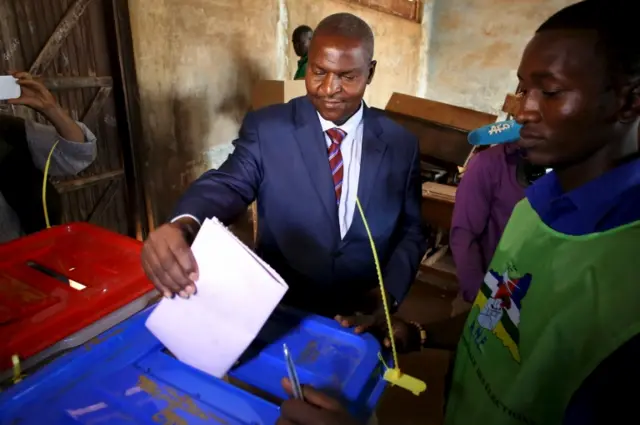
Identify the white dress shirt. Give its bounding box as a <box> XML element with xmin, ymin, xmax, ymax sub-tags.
<box><xmin>173</xmin><ymin>104</ymin><xmax>365</xmax><ymax>240</ymax></box>
<box><xmin>316</xmin><ymin>105</ymin><xmax>364</xmax><ymax>239</ymax></box>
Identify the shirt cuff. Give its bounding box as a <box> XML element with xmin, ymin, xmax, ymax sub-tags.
<box><xmin>171</xmin><ymin>214</ymin><xmax>201</xmax><ymax>227</ymax></box>
<box><xmin>75</xmin><ymin>121</ymin><xmax>98</xmax><ymax>144</ymax></box>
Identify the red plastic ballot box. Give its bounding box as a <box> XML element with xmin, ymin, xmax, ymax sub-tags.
<box><xmin>0</xmin><ymin>223</ymin><xmax>156</xmax><ymax>380</ymax></box>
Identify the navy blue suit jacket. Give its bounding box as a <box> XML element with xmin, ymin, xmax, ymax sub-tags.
<box><xmin>173</xmin><ymin>96</ymin><xmax>427</xmax><ymax>316</ymax></box>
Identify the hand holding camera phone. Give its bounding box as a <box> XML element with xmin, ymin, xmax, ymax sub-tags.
<box><xmin>0</xmin><ymin>75</ymin><xmax>21</xmax><ymax>101</ymax></box>
<box><xmin>1</xmin><ymin>72</ymin><xmax>58</xmax><ymax>113</ymax></box>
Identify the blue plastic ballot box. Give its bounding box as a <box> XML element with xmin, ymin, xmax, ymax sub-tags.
<box><xmin>0</xmin><ymin>304</ymin><xmax>388</xmax><ymax>425</ymax></box>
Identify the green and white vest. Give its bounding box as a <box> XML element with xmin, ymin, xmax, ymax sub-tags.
<box><xmin>445</xmin><ymin>199</ymin><xmax>640</xmax><ymax>425</ymax></box>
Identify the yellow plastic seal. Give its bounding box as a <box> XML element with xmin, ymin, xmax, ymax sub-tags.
<box><xmin>12</xmin><ymin>354</ymin><xmax>22</xmax><ymax>384</ymax></box>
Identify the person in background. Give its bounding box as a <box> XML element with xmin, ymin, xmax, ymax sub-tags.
<box><xmin>450</xmin><ymin>143</ymin><xmax>546</xmax><ymax>303</ymax></box>
<box><xmin>141</xmin><ymin>14</ymin><xmax>426</xmax><ymax>323</ymax></box>
<box><xmin>0</xmin><ymin>72</ymin><xmax>97</xmax><ymax>244</ymax></box>
<box><xmin>276</xmin><ymin>1</ymin><xmax>640</xmax><ymax>424</ymax></box>
<box><xmin>293</xmin><ymin>25</ymin><xmax>313</xmax><ymax>80</ymax></box>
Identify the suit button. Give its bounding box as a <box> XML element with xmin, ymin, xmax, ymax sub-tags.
<box><xmin>333</xmin><ymin>251</ymin><xmax>342</xmax><ymax>258</ymax></box>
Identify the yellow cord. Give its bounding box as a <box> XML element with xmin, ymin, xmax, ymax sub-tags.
<box><xmin>355</xmin><ymin>198</ymin><xmax>400</xmax><ymax>369</ymax></box>
<box><xmin>8</xmin><ymin>143</ymin><xmax>59</xmax><ymax>385</ymax></box>
<box><xmin>7</xmin><ymin>143</ymin><xmax>58</xmax><ymax>386</ymax></box>
<box><xmin>356</xmin><ymin>197</ymin><xmax>427</xmax><ymax>396</ymax></box>
<box><xmin>42</xmin><ymin>141</ymin><xmax>59</xmax><ymax>229</ymax></box>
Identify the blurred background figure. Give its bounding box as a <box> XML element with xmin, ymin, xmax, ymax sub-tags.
<box><xmin>292</xmin><ymin>25</ymin><xmax>313</xmax><ymax>80</ymax></box>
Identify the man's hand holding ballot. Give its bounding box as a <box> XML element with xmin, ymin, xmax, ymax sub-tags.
<box><xmin>141</xmin><ymin>217</ymin><xmax>200</xmax><ymax>299</ymax></box>
<box><xmin>145</xmin><ymin>217</ymin><xmax>289</xmax><ymax>379</ymax></box>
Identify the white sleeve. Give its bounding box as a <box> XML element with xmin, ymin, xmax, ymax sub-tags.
<box><xmin>25</xmin><ymin>120</ymin><xmax>98</xmax><ymax>177</ymax></box>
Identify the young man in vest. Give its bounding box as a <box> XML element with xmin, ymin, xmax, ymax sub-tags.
<box><xmin>275</xmin><ymin>2</ymin><xmax>640</xmax><ymax>424</ymax></box>
<box><xmin>0</xmin><ymin>72</ymin><xmax>97</xmax><ymax>243</ymax></box>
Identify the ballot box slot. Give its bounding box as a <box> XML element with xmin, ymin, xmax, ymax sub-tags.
<box><xmin>223</xmin><ymin>374</ymin><xmax>284</xmax><ymax>406</ymax></box>
<box><xmin>160</xmin><ymin>347</ymin><xmax>284</xmax><ymax>406</ymax></box>
<box><xmin>26</xmin><ymin>261</ymin><xmax>86</xmax><ymax>291</ymax></box>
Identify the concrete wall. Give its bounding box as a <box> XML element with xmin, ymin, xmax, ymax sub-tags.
<box><xmin>426</xmin><ymin>0</ymin><xmax>578</xmax><ymax>114</ymax></box>
<box><xmin>129</xmin><ymin>0</ymin><xmax>579</xmax><ymax>224</ymax></box>
<box><xmin>130</xmin><ymin>0</ymin><xmax>280</xmax><ymax>222</ymax></box>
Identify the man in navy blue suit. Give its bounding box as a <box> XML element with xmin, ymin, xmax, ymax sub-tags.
<box><xmin>141</xmin><ymin>13</ymin><xmax>427</xmax><ymax>320</ymax></box>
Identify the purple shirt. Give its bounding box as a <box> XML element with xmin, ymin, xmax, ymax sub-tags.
<box><xmin>450</xmin><ymin>144</ymin><xmax>525</xmax><ymax>302</ymax></box>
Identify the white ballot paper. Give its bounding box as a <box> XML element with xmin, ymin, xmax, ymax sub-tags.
<box><xmin>145</xmin><ymin>217</ymin><xmax>288</xmax><ymax>378</ymax></box>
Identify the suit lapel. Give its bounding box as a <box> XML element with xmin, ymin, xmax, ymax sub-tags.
<box><xmin>293</xmin><ymin>97</ymin><xmax>340</xmax><ymax>235</ymax></box>
<box><xmin>356</xmin><ymin>107</ymin><xmax>387</xmax><ymax>214</ymax></box>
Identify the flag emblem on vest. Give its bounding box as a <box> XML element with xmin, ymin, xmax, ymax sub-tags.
<box><xmin>470</xmin><ymin>269</ymin><xmax>533</xmax><ymax>362</ymax></box>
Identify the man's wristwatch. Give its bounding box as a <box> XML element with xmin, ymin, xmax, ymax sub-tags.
<box><xmin>173</xmin><ymin>218</ymin><xmax>200</xmax><ymax>245</ymax></box>
<box><xmin>389</xmin><ymin>295</ymin><xmax>399</xmax><ymax>314</ymax></box>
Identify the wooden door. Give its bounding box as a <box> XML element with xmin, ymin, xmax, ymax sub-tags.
<box><xmin>0</xmin><ymin>0</ymin><xmax>146</xmax><ymax>238</ymax></box>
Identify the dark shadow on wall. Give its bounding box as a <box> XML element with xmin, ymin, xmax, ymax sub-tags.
<box><xmin>218</xmin><ymin>40</ymin><xmax>270</xmax><ymax>122</ymax></box>
<box><xmin>142</xmin><ymin>50</ymin><xmax>268</xmax><ymax>228</ymax></box>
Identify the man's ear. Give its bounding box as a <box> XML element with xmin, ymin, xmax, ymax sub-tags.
<box><xmin>367</xmin><ymin>60</ymin><xmax>377</xmax><ymax>85</ymax></box>
<box><xmin>619</xmin><ymin>83</ymin><xmax>640</xmax><ymax>122</ymax></box>
<box><xmin>631</xmin><ymin>85</ymin><xmax>640</xmax><ymax>115</ymax></box>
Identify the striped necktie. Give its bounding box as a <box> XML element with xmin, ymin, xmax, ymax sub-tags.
<box><xmin>326</xmin><ymin>128</ymin><xmax>346</xmax><ymax>206</ymax></box>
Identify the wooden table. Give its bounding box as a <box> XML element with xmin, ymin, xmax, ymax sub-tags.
<box><xmin>420</xmin><ymin>182</ymin><xmax>459</xmax><ymax>290</ymax></box>
<box><xmin>421</xmin><ymin>182</ymin><xmax>456</xmax><ymax>230</ymax></box>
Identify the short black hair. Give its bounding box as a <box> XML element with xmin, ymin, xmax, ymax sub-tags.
<box><xmin>537</xmin><ymin>1</ymin><xmax>640</xmax><ymax>86</ymax></box>
<box><xmin>313</xmin><ymin>13</ymin><xmax>374</xmax><ymax>61</ymax></box>
<box><xmin>292</xmin><ymin>25</ymin><xmax>313</xmax><ymax>42</ymax></box>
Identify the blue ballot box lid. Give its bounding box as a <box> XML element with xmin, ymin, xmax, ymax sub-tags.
<box><xmin>0</xmin><ymin>304</ymin><xmax>387</xmax><ymax>425</ymax></box>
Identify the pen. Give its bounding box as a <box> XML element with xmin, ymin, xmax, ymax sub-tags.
<box><xmin>283</xmin><ymin>343</ymin><xmax>304</xmax><ymax>400</ymax></box>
